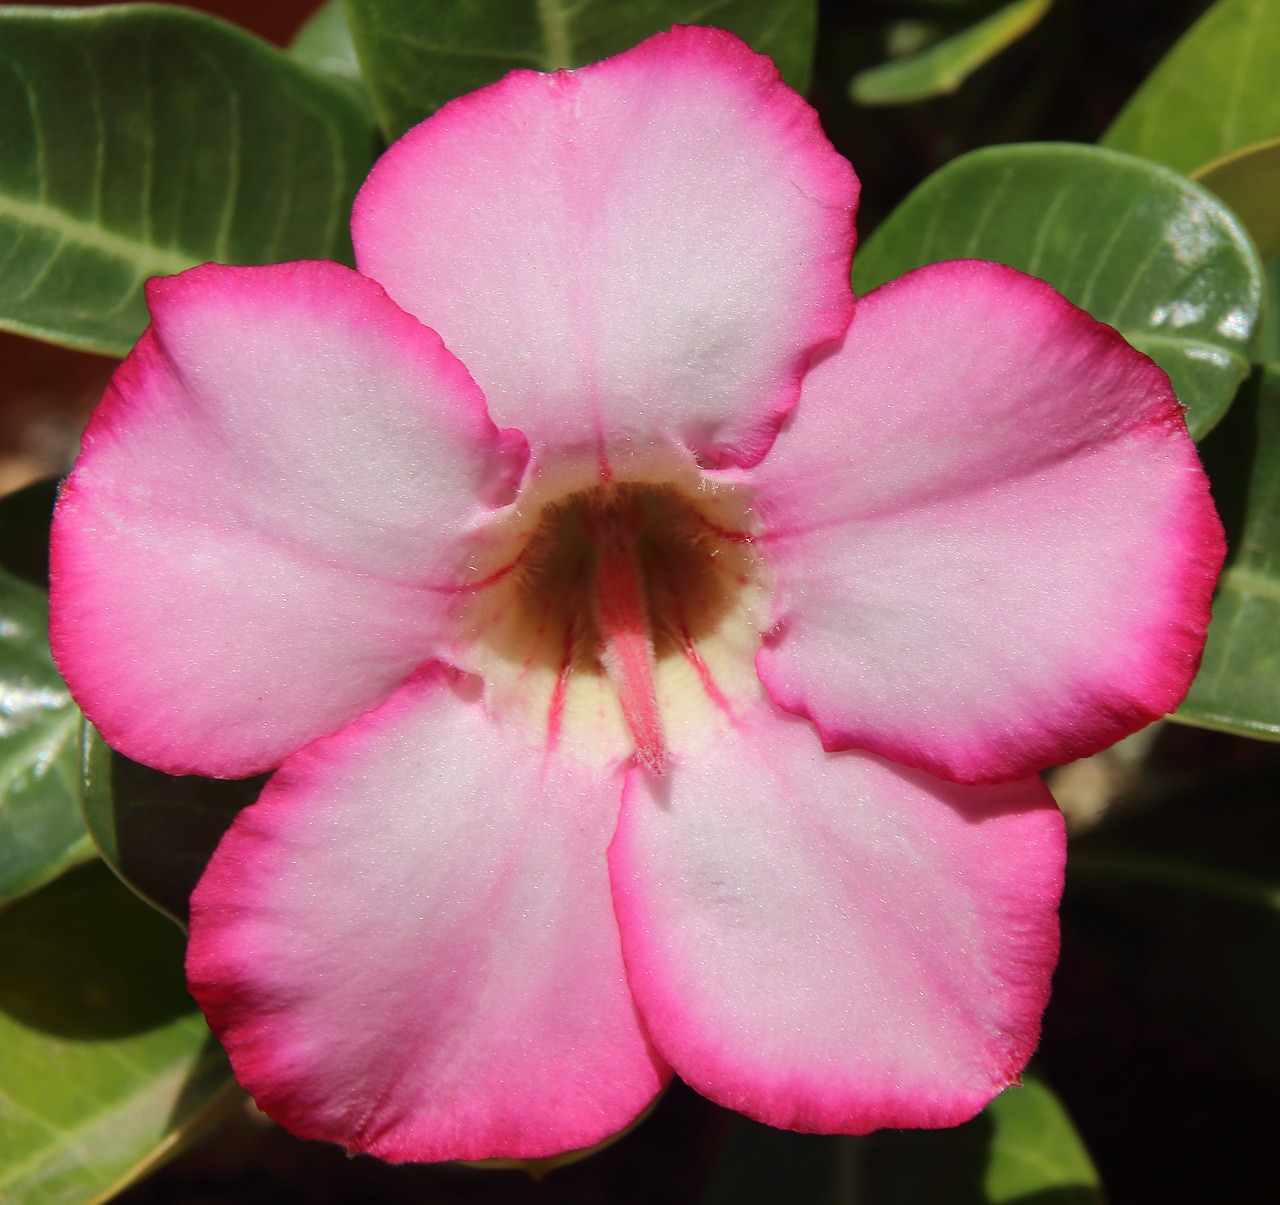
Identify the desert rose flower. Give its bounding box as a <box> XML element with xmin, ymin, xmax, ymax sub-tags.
<box><xmin>49</xmin><ymin>26</ymin><xmax>1222</xmax><ymax>1163</ymax></box>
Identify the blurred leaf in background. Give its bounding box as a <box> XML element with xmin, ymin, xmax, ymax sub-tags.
<box><xmin>850</xmin><ymin>0</ymin><xmax>1054</xmax><ymax>106</ymax></box>
<box><xmin>289</xmin><ymin>0</ymin><xmax>369</xmax><ymax>102</ymax></box>
<box><xmin>1192</xmin><ymin>138</ymin><xmax>1280</xmax><ymax>263</ymax></box>
<box><xmin>343</xmin><ymin>0</ymin><xmax>817</xmax><ymax>139</ymax></box>
<box><xmin>1104</xmin><ymin>0</ymin><xmax>1280</xmax><ymax>176</ymax></box>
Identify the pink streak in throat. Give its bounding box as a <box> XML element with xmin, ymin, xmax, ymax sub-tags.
<box><xmin>680</xmin><ymin>627</ymin><xmax>732</xmax><ymax>716</ymax></box>
<box><xmin>591</xmin><ymin>511</ymin><xmax>667</xmax><ymax>776</ymax></box>
<box><xmin>545</xmin><ymin>624</ymin><xmax>574</xmax><ymax>755</ymax></box>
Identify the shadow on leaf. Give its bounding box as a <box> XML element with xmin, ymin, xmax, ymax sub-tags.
<box><xmin>82</xmin><ymin>726</ymin><xmax>266</xmax><ymax>928</ymax></box>
<box><xmin>0</xmin><ymin>860</ymin><xmax>193</xmax><ymax>1038</ymax></box>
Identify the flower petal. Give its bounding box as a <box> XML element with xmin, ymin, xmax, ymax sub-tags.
<box><xmin>352</xmin><ymin>26</ymin><xmax>857</xmax><ymax>475</ymax></box>
<box><xmin>187</xmin><ymin>664</ymin><xmax>668</xmax><ymax>1163</ymax></box>
<box><xmin>609</xmin><ymin>693</ymin><xmax>1063</xmax><ymax>1133</ymax></box>
<box><xmin>750</xmin><ymin>260</ymin><xmax>1224</xmax><ymax>783</ymax></box>
<box><xmin>51</xmin><ymin>261</ymin><xmax>526</xmax><ymax>777</ymax></box>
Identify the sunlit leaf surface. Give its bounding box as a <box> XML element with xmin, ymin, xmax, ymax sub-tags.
<box><xmin>851</xmin><ymin>0</ymin><xmax>1053</xmax><ymax>105</ymax></box>
<box><xmin>852</xmin><ymin>142</ymin><xmax>1264</xmax><ymax>439</ymax></box>
<box><xmin>1103</xmin><ymin>0</ymin><xmax>1280</xmax><ymax>176</ymax></box>
<box><xmin>344</xmin><ymin>0</ymin><xmax>817</xmax><ymax>140</ymax></box>
<box><xmin>0</xmin><ymin>6</ymin><xmax>377</xmax><ymax>355</ymax></box>
<box><xmin>0</xmin><ymin>862</ymin><xmax>237</xmax><ymax>1205</ymax></box>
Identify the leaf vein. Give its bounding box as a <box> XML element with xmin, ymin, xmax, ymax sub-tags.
<box><xmin>0</xmin><ymin>194</ymin><xmax>195</xmax><ymax>276</ymax></box>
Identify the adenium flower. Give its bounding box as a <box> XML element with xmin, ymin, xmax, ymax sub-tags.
<box><xmin>50</xmin><ymin>27</ymin><xmax>1222</xmax><ymax>1163</ymax></box>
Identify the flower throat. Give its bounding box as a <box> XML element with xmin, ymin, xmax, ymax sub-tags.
<box><xmin>479</xmin><ymin>481</ymin><xmax>760</xmax><ymax>775</ymax></box>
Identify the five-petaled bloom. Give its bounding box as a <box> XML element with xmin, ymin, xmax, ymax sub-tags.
<box><xmin>50</xmin><ymin>26</ymin><xmax>1222</xmax><ymax>1163</ymax></box>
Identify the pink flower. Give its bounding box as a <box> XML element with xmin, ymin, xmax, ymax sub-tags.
<box><xmin>50</xmin><ymin>27</ymin><xmax>1222</xmax><ymax>1163</ymax></box>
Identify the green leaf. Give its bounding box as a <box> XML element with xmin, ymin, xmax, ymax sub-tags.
<box><xmin>291</xmin><ymin>0</ymin><xmax>363</xmax><ymax>82</ymax></box>
<box><xmin>0</xmin><ymin>480</ymin><xmax>95</xmax><ymax>907</ymax></box>
<box><xmin>981</xmin><ymin>1071</ymin><xmax>1100</xmax><ymax>1203</ymax></box>
<box><xmin>344</xmin><ymin>0</ymin><xmax>817</xmax><ymax>141</ymax></box>
<box><xmin>1192</xmin><ymin>139</ymin><xmax>1280</xmax><ymax>262</ymax></box>
<box><xmin>852</xmin><ymin>142</ymin><xmax>1264</xmax><ymax>439</ymax></box>
<box><xmin>701</xmin><ymin>1068</ymin><xmax>1099</xmax><ymax>1204</ymax></box>
<box><xmin>1177</xmin><ymin>365</ymin><xmax>1280</xmax><ymax>738</ymax></box>
<box><xmin>0</xmin><ymin>860</ymin><xmax>238</xmax><ymax>1205</ymax></box>
<box><xmin>1259</xmin><ymin>258</ymin><xmax>1280</xmax><ymax>364</ymax></box>
<box><xmin>0</xmin><ymin>566</ymin><xmax>94</xmax><ymax>908</ymax></box>
<box><xmin>0</xmin><ymin>5</ymin><xmax>379</xmax><ymax>357</ymax></box>
<box><xmin>851</xmin><ymin>0</ymin><xmax>1054</xmax><ymax>106</ymax></box>
<box><xmin>81</xmin><ymin>731</ymin><xmax>263</xmax><ymax>928</ymax></box>
<box><xmin>289</xmin><ymin>0</ymin><xmax>373</xmax><ymax>113</ymax></box>
<box><xmin>1102</xmin><ymin>0</ymin><xmax>1280</xmax><ymax>177</ymax></box>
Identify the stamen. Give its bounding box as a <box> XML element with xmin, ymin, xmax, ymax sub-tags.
<box><xmin>587</xmin><ymin>493</ymin><xmax>667</xmax><ymax>775</ymax></box>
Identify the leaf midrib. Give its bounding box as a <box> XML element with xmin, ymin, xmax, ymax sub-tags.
<box><xmin>0</xmin><ymin>192</ymin><xmax>198</xmax><ymax>280</ymax></box>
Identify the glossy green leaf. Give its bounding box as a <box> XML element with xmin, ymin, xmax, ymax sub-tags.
<box><xmin>702</xmin><ymin>1067</ymin><xmax>1099</xmax><ymax>1204</ymax></box>
<box><xmin>851</xmin><ymin>0</ymin><xmax>1053</xmax><ymax>106</ymax></box>
<box><xmin>1192</xmin><ymin>139</ymin><xmax>1280</xmax><ymax>262</ymax></box>
<box><xmin>0</xmin><ymin>482</ymin><xmax>97</xmax><ymax>908</ymax></box>
<box><xmin>0</xmin><ymin>5</ymin><xmax>378</xmax><ymax>356</ymax></box>
<box><xmin>0</xmin><ymin>860</ymin><xmax>238</xmax><ymax>1205</ymax></box>
<box><xmin>1103</xmin><ymin>0</ymin><xmax>1280</xmax><ymax>177</ymax></box>
<box><xmin>0</xmin><ymin>566</ymin><xmax>94</xmax><ymax>907</ymax></box>
<box><xmin>1178</xmin><ymin>365</ymin><xmax>1280</xmax><ymax>738</ymax></box>
<box><xmin>81</xmin><ymin>730</ymin><xmax>263</xmax><ymax>928</ymax></box>
<box><xmin>344</xmin><ymin>0</ymin><xmax>817</xmax><ymax>141</ymax></box>
<box><xmin>852</xmin><ymin>142</ymin><xmax>1264</xmax><ymax>439</ymax></box>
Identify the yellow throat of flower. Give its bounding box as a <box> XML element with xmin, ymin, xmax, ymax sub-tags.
<box><xmin>455</xmin><ymin>475</ymin><xmax>771</xmax><ymax>773</ymax></box>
